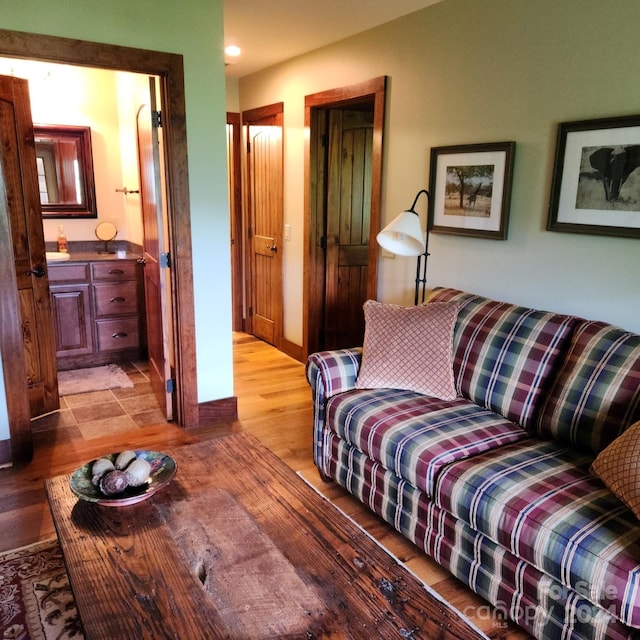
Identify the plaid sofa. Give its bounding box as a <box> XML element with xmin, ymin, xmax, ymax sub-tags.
<box><xmin>306</xmin><ymin>288</ymin><xmax>640</xmax><ymax>640</ymax></box>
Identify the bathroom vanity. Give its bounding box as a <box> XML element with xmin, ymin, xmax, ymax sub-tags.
<box><xmin>47</xmin><ymin>253</ymin><xmax>146</xmax><ymax>371</ymax></box>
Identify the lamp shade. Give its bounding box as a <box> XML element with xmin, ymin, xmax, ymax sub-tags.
<box><xmin>376</xmin><ymin>210</ymin><xmax>426</xmax><ymax>256</ymax></box>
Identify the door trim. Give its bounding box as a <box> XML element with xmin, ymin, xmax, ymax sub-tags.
<box><xmin>227</xmin><ymin>112</ymin><xmax>243</xmax><ymax>332</ymax></box>
<box><xmin>0</xmin><ymin>29</ymin><xmax>199</xmax><ymax>459</ymax></box>
<box><xmin>304</xmin><ymin>76</ymin><xmax>387</xmax><ymax>357</ymax></box>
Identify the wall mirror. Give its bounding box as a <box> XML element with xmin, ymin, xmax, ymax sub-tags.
<box><xmin>34</xmin><ymin>124</ymin><xmax>97</xmax><ymax>218</ymax></box>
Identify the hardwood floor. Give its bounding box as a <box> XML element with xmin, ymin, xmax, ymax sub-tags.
<box><xmin>0</xmin><ymin>332</ymin><xmax>530</xmax><ymax>639</ymax></box>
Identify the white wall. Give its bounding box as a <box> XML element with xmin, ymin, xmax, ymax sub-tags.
<box><xmin>225</xmin><ymin>77</ymin><xmax>239</xmax><ymax>113</ymax></box>
<box><xmin>238</xmin><ymin>0</ymin><xmax>640</xmax><ymax>339</ymax></box>
<box><xmin>116</xmin><ymin>71</ymin><xmax>152</xmax><ymax>246</ymax></box>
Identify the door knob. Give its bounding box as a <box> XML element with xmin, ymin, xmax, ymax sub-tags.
<box><xmin>266</xmin><ymin>244</ymin><xmax>277</xmax><ymax>252</ymax></box>
<box><xmin>26</xmin><ymin>265</ymin><xmax>46</xmax><ymax>278</ymax></box>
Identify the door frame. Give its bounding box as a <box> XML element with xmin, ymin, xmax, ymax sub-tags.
<box><xmin>304</xmin><ymin>76</ymin><xmax>387</xmax><ymax>357</ymax></box>
<box><xmin>0</xmin><ymin>29</ymin><xmax>199</xmax><ymax>461</ymax></box>
<box><xmin>227</xmin><ymin>112</ymin><xmax>243</xmax><ymax>332</ymax></box>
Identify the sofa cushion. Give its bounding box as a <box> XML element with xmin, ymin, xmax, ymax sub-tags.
<box><xmin>326</xmin><ymin>387</ymin><xmax>528</xmax><ymax>496</ymax></box>
<box><xmin>425</xmin><ymin>288</ymin><xmax>575</xmax><ymax>430</ymax></box>
<box><xmin>534</xmin><ymin>321</ymin><xmax>640</xmax><ymax>454</ymax></box>
<box><xmin>355</xmin><ymin>300</ymin><xmax>458</xmax><ymax>400</ymax></box>
<box><xmin>592</xmin><ymin>420</ymin><xmax>640</xmax><ymax>519</ymax></box>
<box><xmin>434</xmin><ymin>439</ymin><xmax>640</xmax><ymax>628</ymax></box>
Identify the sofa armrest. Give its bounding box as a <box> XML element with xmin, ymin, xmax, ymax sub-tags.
<box><xmin>305</xmin><ymin>348</ymin><xmax>363</xmax><ymax>470</ymax></box>
<box><xmin>306</xmin><ymin>348</ymin><xmax>363</xmax><ymax>398</ymax></box>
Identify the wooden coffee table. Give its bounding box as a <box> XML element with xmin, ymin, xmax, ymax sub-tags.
<box><xmin>45</xmin><ymin>433</ymin><xmax>485</xmax><ymax>639</ymax></box>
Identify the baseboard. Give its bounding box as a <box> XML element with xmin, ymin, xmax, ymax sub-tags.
<box><xmin>197</xmin><ymin>396</ymin><xmax>238</xmax><ymax>426</ymax></box>
<box><xmin>281</xmin><ymin>338</ymin><xmax>304</xmax><ymax>363</ymax></box>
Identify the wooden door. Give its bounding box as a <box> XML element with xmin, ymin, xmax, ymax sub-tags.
<box><xmin>227</xmin><ymin>113</ymin><xmax>243</xmax><ymax>332</ymax></box>
<box><xmin>323</xmin><ymin>109</ymin><xmax>374</xmax><ymax>350</ymax></box>
<box><xmin>245</xmin><ymin>106</ymin><xmax>283</xmax><ymax>347</ymax></box>
<box><xmin>137</xmin><ymin>78</ymin><xmax>174</xmax><ymax>419</ymax></box>
<box><xmin>0</xmin><ymin>74</ymin><xmax>58</xmax><ymax>419</ymax></box>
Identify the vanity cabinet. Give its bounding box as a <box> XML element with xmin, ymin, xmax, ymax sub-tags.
<box><xmin>48</xmin><ymin>259</ymin><xmax>145</xmax><ymax>370</ymax></box>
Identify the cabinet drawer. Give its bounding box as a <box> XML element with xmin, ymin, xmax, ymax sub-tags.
<box><xmin>96</xmin><ymin>318</ymin><xmax>140</xmax><ymax>351</ymax></box>
<box><xmin>94</xmin><ymin>282</ymin><xmax>140</xmax><ymax>317</ymax></box>
<box><xmin>48</xmin><ymin>263</ymin><xmax>90</xmax><ymax>283</ymax></box>
<box><xmin>91</xmin><ymin>261</ymin><xmax>138</xmax><ymax>282</ymax></box>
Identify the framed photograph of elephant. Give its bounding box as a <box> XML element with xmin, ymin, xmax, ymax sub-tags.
<box><xmin>547</xmin><ymin>114</ymin><xmax>640</xmax><ymax>238</ymax></box>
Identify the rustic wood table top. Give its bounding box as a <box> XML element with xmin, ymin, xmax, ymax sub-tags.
<box><xmin>45</xmin><ymin>432</ymin><xmax>485</xmax><ymax>639</ymax></box>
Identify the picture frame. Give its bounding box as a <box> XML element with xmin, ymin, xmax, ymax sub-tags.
<box><xmin>547</xmin><ymin>115</ymin><xmax>640</xmax><ymax>238</ymax></box>
<box><xmin>428</xmin><ymin>141</ymin><xmax>515</xmax><ymax>240</ymax></box>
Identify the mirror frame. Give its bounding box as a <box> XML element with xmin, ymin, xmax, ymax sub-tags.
<box><xmin>34</xmin><ymin>124</ymin><xmax>97</xmax><ymax>218</ymax></box>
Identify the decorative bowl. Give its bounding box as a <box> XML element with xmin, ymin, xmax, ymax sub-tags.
<box><xmin>70</xmin><ymin>450</ymin><xmax>177</xmax><ymax>506</ymax></box>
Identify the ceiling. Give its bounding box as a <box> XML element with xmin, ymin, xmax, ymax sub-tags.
<box><xmin>223</xmin><ymin>0</ymin><xmax>442</xmax><ymax>78</ymax></box>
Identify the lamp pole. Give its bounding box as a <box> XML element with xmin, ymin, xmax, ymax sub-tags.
<box><xmin>407</xmin><ymin>189</ymin><xmax>431</xmax><ymax>305</ymax></box>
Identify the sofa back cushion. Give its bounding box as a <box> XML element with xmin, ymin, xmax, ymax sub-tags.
<box><xmin>534</xmin><ymin>320</ymin><xmax>640</xmax><ymax>454</ymax></box>
<box><xmin>425</xmin><ymin>288</ymin><xmax>575</xmax><ymax>429</ymax></box>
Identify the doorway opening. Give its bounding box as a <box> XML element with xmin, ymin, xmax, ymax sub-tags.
<box><xmin>0</xmin><ymin>29</ymin><xmax>198</xmax><ymax>464</ymax></box>
<box><xmin>304</xmin><ymin>77</ymin><xmax>387</xmax><ymax>357</ymax></box>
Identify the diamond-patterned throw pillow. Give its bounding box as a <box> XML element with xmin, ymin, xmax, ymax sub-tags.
<box><xmin>591</xmin><ymin>420</ymin><xmax>640</xmax><ymax>519</ymax></box>
<box><xmin>355</xmin><ymin>300</ymin><xmax>458</xmax><ymax>400</ymax></box>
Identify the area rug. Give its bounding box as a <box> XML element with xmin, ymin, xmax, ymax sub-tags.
<box><xmin>57</xmin><ymin>364</ymin><xmax>133</xmax><ymax>397</ymax></box>
<box><xmin>0</xmin><ymin>538</ymin><xmax>83</xmax><ymax>640</ymax></box>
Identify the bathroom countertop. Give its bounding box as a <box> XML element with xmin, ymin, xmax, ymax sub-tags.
<box><xmin>45</xmin><ymin>241</ymin><xmax>143</xmax><ymax>263</ymax></box>
<box><xmin>48</xmin><ymin>250</ymin><xmax>143</xmax><ymax>263</ymax></box>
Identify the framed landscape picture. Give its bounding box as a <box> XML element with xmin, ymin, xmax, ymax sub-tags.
<box><xmin>547</xmin><ymin>114</ymin><xmax>640</xmax><ymax>238</ymax></box>
<box><xmin>428</xmin><ymin>141</ymin><xmax>515</xmax><ymax>240</ymax></box>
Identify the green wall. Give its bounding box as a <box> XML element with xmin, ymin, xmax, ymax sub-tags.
<box><xmin>238</xmin><ymin>0</ymin><xmax>640</xmax><ymax>338</ymax></box>
<box><xmin>0</xmin><ymin>0</ymin><xmax>232</xmax><ymax>442</ymax></box>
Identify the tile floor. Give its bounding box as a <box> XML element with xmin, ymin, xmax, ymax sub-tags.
<box><xmin>31</xmin><ymin>361</ymin><xmax>168</xmax><ymax>441</ymax></box>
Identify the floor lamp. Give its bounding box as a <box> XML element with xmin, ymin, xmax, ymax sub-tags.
<box><xmin>376</xmin><ymin>189</ymin><xmax>431</xmax><ymax>305</ymax></box>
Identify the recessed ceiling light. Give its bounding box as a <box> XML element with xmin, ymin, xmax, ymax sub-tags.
<box><xmin>225</xmin><ymin>45</ymin><xmax>242</xmax><ymax>58</ymax></box>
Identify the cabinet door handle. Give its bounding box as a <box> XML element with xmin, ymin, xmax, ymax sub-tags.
<box><xmin>108</xmin><ymin>268</ymin><xmax>124</xmax><ymax>275</ymax></box>
<box><xmin>112</xmin><ymin>332</ymin><xmax>128</xmax><ymax>339</ymax></box>
<box><xmin>110</xmin><ymin>296</ymin><xmax>126</xmax><ymax>302</ymax></box>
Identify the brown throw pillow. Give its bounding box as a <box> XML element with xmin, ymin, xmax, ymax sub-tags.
<box><xmin>355</xmin><ymin>300</ymin><xmax>458</xmax><ymax>400</ymax></box>
<box><xmin>591</xmin><ymin>420</ymin><xmax>640</xmax><ymax>519</ymax></box>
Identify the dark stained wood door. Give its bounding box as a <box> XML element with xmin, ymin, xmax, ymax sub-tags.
<box><xmin>244</xmin><ymin>106</ymin><xmax>283</xmax><ymax>347</ymax></box>
<box><xmin>323</xmin><ymin>109</ymin><xmax>373</xmax><ymax>350</ymax></box>
<box><xmin>137</xmin><ymin>78</ymin><xmax>173</xmax><ymax>419</ymax></box>
<box><xmin>0</xmin><ymin>74</ymin><xmax>58</xmax><ymax>420</ymax></box>
<box><xmin>305</xmin><ymin>78</ymin><xmax>386</xmax><ymax>357</ymax></box>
